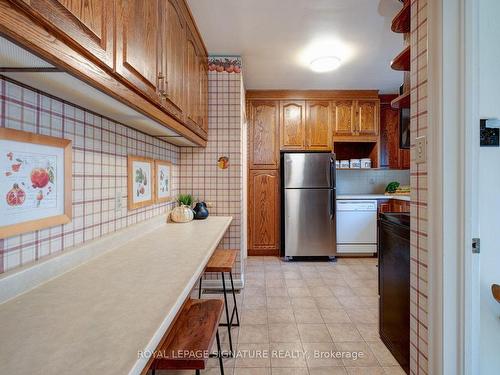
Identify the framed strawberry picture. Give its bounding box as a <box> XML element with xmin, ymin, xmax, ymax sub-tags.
<box><xmin>127</xmin><ymin>155</ymin><xmax>154</xmax><ymax>210</ymax></box>
<box><xmin>0</xmin><ymin>128</ymin><xmax>72</xmax><ymax>239</ymax></box>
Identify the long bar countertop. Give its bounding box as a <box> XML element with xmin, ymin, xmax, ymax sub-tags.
<box><xmin>0</xmin><ymin>216</ymin><xmax>233</xmax><ymax>375</ymax></box>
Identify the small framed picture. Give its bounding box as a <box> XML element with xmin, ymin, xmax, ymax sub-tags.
<box><xmin>0</xmin><ymin>128</ymin><xmax>72</xmax><ymax>238</ymax></box>
<box><xmin>154</xmin><ymin>160</ymin><xmax>172</xmax><ymax>203</ymax></box>
<box><xmin>127</xmin><ymin>155</ymin><xmax>154</xmax><ymax>210</ymax></box>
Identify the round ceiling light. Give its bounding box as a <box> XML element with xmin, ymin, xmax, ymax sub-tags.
<box><xmin>310</xmin><ymin>56</ymin><xmax>341</xmax><ymax>73</ymax></box>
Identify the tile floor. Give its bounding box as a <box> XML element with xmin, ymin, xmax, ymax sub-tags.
<box><xmin>153</xmin><ymin>256</ymin><xmax>405</xmax><ymax>375</ymax></box>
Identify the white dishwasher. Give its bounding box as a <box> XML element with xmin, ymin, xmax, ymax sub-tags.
<box><xmin>336</xmin><ymin>200</ymin><xmax>378</xmax><ymax>254</ymax></box>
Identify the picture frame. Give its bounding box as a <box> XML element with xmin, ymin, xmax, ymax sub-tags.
<box><xmin>154</xmin><ymin>159</ymin><xmax>172</xmax><ymax>203</ymax></box>
<box><xmin>0</xmin><ymin>128</ymin><xmax>72</xmax><ymax>239</ymax></box>
<box><xmin>127</xmin><ymin>155</ymin><xmax>154</xmax><ymax>210</ymax></box>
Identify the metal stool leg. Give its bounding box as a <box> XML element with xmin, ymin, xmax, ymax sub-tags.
<box><xmin>229</xmin><ymin>271</ymin><xmax>240</xmax><ymax>326</ymax></box>
<box><xmin>216</xmin><ymin>329</ymin><xmax>225</xmax><ymax>375</ymax></box>
<box><xmin>221</xmin><ymin>272</ymin><xmax>233</xmax><ymax>356</ymax></box>
<box><xmin>198</xmin><ymin>276</ymin><xmax>203</xmax><ymax>298</ymax></box>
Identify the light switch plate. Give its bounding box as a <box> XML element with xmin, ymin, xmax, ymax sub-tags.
<box><xmin>415</xmin><ymin>136</ymin><xmax>427</xmax><ymax>164</ymax></box>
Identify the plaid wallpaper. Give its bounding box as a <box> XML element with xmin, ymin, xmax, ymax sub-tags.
<box><xmin>180</xmin><ymin>61</ymin><xmax>245</xmax><ymax>279</ymax></box>
<box><xmin>410</xmin><ymin>0</ymin><xmax>429</xmax><ymax>373</ymax></box>
<box><xmin>0</xmin><ymin>76</ymin><xmax>180</xmax><ymax>274</ymax></box>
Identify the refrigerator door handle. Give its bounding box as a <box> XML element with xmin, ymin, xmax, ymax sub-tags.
<box><xmin>330</xmin><ymin>189</ymin><xmax>336</xmax><ymax>220</ymax></box>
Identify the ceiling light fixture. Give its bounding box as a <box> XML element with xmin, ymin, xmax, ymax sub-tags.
<box><xmin>309</xmin><ymin>56</ymin><xmax>341</xmax><ymax>73</ymax></box>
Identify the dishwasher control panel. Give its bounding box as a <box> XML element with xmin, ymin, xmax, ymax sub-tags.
<box><xmin>336</xmin><ymin>200</ymin><xmax>377</xmax><ymax>211</ymax></box>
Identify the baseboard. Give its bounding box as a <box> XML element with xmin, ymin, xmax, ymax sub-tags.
<box><xmin>248</xmin><ymin>249</ymin><xmax>280</xmax><ymax>256</ymax></box>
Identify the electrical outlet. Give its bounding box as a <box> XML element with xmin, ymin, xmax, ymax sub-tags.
<box><xmin>206</xmin><ymin>202</ymin><xmax>214</xmax><ymax>208</ymax></box>
<box><xmin>115</xmin><ymin>191</ymin><xmax>122</xmax><ymax>212</ymax></box>
<box><xmin>416</xmin><ymin>136</ymin><xmax>427</xmax><ymax>164</ymax></box>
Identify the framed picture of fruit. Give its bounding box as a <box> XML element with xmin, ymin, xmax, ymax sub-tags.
<box><xmin>127</xmin><ymin>155</ymin><xmax>154</xmax><ymax>210</ymax></box>
<box><xmin>154</xmin><ymin>160</ymin><xmax>172</xmax><ymax>203</ymax></box>
<box><xmin>0</xmin><ymin>128</ymin><xmax>72</xmax><ymax>238</ymax></box>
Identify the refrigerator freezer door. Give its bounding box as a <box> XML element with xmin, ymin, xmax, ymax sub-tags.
<box><xmin>284</xmin><ymin>153</ymin><xmax>334</xmax><ymax>188</ymax></box>
<box><xmin>284</xmin><ymin>188</ymin><xmax>336</xmax><ymax>257</ymax></box>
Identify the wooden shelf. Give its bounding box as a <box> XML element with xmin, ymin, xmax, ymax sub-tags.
<box><xmin>391</xmin><ymin>91</ymin><xmax>410</xmax><ymax>109</ymax></box>
<box><xmin>391</xmin><ymin>46</ymin><xmax>411</xmax><ymax>71</ymax></box>
<box><xmin>392</xmin><ymin>3</ymin><xmax>411</xmax><ymax>33</ymax></box>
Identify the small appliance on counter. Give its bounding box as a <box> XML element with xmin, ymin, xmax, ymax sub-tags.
<box><xmin>282</xmin><ymin>152</ymin><xmax>336</xmax><ymax>259</ymax></box>
<box><xmin>378</xmin><ymin>212</ymin><xmax>410</xmax><ymax>374</ymax></box>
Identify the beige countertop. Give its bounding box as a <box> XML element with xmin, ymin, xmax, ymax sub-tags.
<box><xmin>0</xmin><ymin>216</ymin><xmax>232</xmax><ymax>375</ymax></box>
<box><xmin>337</xmin><ymin>194</ymin><xmax>410</xmax><ymax>202</ymax></box>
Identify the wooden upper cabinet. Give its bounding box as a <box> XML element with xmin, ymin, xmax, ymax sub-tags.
<box><xmin>248</xmin><ymin>169</ymin><xmax>280</xmax><ymax>254</ymax></box>
<box><xmin>159</xmin><ymin>0</ymin><xmax>185</xmax><ymax>120</ymax></box>
<box><xmin>115</xmin><ymin>0</ymin><xmax>161</xmax><ymax>102</ymax></box>
<box><xmin>306</xmin><ymin>101</ymin><xmax>331</xmax><ymax>150</ymax></box>
<box><xmin>356</xmin><ymin>100</ymin><xmax>379</xmax><ymax>135</ymax></box>
<box><xmin>249</xmin><ymin>101</ymin><xmax>279</xmax><ymax>169</ymax></box>
<box><xmin>332</xmin><ymin>100</ymin><xmax>356</xmax><ymax>136</ymax></box>
<box><xmin>184</xmin><ymin>29</ymin><xmax>200</xmax><ymax>127</ymax></box>
<box><xmin>13</xmin><ymin>0</ymin><xmax>114</xmax><ymax>68</ymax></box>
<box><xmin>280</xmin><ymin>101</ymin><xmax>305</xmax><ymax>150</ymax></box>
<box><xmin>198</xmin><ymin>59</ymin><xmax>209</xmax><ymax>132</ymax></box>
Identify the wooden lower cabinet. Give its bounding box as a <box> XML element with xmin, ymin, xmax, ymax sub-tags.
<box><xmin>378</xmin><ymin>199</ymin><xmax>410</xmax><ymax>214</ymax></box>
<box><xmin>248</xmin><ymin>170</ymin><xmax>280</xmax><ymax>255</ymax></box>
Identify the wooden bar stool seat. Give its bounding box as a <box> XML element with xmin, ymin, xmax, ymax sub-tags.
<box><xmin>199</xmin><ymin>249</ymin><xmax>240</xmax><ymax>357</ymax></box>
<box><xmin>205</xmin><ymin>249</ymin><xmax>238</xmax><ymax>273</ymax></box>
<box><xmin>150</xmin><ymin>298</ymin><xmax>225</xmax><ymax>375</ymax></box>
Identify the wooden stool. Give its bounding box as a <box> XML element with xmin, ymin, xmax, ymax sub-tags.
<box><xmin>150</xmin><ymin>298</ymin><xmax>225</xmax><ymax>375</ymax></box>
<box><xmin>198</xmin><ymin>249</ymin><xmax>240</xmax><ymax>356</ymax></box>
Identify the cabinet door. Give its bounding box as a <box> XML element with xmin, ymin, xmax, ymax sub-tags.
<box><xmin>378</xmin><ymin>200</ymin><xmax>392</xmax><ymax>214</ymax></box>
<box><xmin>280</xmin><ymin>100</ymin><xmax>305</xmax><ymax>150</ymax></box>
<box><xmin>399</xmin><ymin>149</ymin><xmax>410</xmax><ymax>169</ymax></box>
<box><xmin>249</xmin><ymin>101</ymin><xmax>279</xmax><ymax>169</ymax></box>
<box><xmin>248</xmin><ymin>170</ymin><xmax>280</xmax><ymax>254</ymax></box>
<box><xmin>184</xmin><ymin>30</ymin><xmax>199</xmax><ymax>127</ymax></box>
<box><xmin>379</xmin><ymin>103</ymin><xmax>401</xmax><ymax>168</ymax></box>
<box><xmin>306</xmin><ymin>101</ymin><xmax>332</xmax><ymax>150</ymax></box>
<box><xmin>159</xmin><ymin>0</ymin><xmax>185</xmax><ymax>121</ymax></box>
<box><xmin>356</xmin><ymin>100</ymin><xmax>379</xmax><ymax>135</ymax></box>
<box><xmin>198</xmin><ymin>58</ymin><xmax>209</xmax><ymax>132</ymax></box>
<box><xmin>115</xmin><ymin>0</ymin><xmax>161</xmax><ymax>102</ymax></box>
<box><xmin>13</xmin><ymin>0</ymin><xmax>114</xmax><ymax>68</ymax></box>
<box><xmin>332</xmin><ymin>100</ymin><xmax>356</xmax><ymax>136</ymax></box>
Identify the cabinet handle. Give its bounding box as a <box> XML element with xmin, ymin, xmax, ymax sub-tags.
<box><xmin>157</xmin><ymin>72</ymin><xmax>169</xmax><ymax>99</ymax></box>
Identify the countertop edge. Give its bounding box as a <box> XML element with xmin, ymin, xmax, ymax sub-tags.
<box><xmin>129</xmin><ymin>216</ymin><xmax>233</xmax><ymax>375</ymax></box>
<box><xmin>337</xmin><ymin>194</ymin><xmax>410</xmax><ymax>202</ymax></box>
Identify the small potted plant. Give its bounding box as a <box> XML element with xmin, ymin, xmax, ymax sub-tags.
<box><xmin>170</xmin><ymin>194</ymin><xmax>195</xmax><ymax>223</ymax></box>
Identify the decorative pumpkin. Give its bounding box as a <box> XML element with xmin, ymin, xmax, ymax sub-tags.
<box><xmin>170</xmin><ymin>205</ymin><xmax>194</xmax><ymax>223</ymax></box>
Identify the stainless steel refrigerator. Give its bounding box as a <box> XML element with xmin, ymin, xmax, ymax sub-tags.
<box><xmin>283</xmin><ymin>152</ymin><xmax>337</xmax><ymax>258</ymax></box>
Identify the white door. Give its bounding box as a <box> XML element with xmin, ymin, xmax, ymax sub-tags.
<box><xmin>477</xmin><ymin>0</ymin><xmax>500</xmax><ymax>372</ymax></box>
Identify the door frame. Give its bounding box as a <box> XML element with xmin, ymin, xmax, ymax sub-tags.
<box><xmin>427</xmin><ymin>0</ymin><xmax>480</xmax><ymax>374</ymax></box>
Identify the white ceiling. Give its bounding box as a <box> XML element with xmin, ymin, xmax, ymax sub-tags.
<box><xmin>187</xmin><ymin>0</ymin><xmax>404</xmax><ymax>93</ymax></box>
